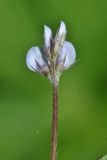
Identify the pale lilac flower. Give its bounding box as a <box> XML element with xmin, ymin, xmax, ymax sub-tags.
<box><xmin>57</xmin><ymin>41</ymin><xmax>76</xmax><ymax>70</ymax></box>
<box><xmin>26</xmin><ymin>21</ymin><xmax>76</xmax><ymax>83</ymax></box>
<box><xmin>26</xmin><ymin>21</ymin><xmax>77</xmax><ymax>160</ymax></box>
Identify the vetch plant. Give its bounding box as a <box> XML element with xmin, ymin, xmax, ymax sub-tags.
<box><xmin>26</xmin><ymin>21</ymin><xmax>76</xmax><ymax>160</ymax></box>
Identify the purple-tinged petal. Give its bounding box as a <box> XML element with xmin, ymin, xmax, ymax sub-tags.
<box><xmin>57</xmin><ymin>41</ymin><xmax>76</xmax><ymax>70</ymax></box>
<box><xmin>54</xmin><ymin>21</ymin><xmax>67</xmax><ymax>53</ymax></box>
<box><xmin>26</xmin><ymin>47</ymin><xmax>48</xmax><ymax>73</ymax></box>
<box><xmin>44</xmin><ymin>25</ymin><xmax>52</xmax><ymax>52</ymax></box>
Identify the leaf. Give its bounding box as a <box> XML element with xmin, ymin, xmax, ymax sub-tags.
<box><xmin>98</xmin><ymin>154</ymin><xmax>107</xmax><ymax>160</ymax></box>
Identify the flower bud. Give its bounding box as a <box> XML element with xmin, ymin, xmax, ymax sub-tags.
<box><xmin>54</xmin><ymin>21</ymin><xmax>66</xmax><ymax>54</ymax></box>
<box><xmin>44</xmin><ymin>25</ymin><xmax>52</xmax><ymax>55</ymax></box>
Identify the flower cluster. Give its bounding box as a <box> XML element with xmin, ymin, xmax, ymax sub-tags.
<box><xmin>26</xmin><ymin>21</ymin><xmax>76</xmax><ymax>83</ymax></box>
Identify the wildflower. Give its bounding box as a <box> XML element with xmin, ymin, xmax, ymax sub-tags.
<box><xmin>26</xmin><ymin>21</ymin><xmax>76</xmax><ymax>83</ymax></box>
<box><xmin>26</xmin><ymin>21</ymin><xmax>76</xmax><ymax>160</ymax></box>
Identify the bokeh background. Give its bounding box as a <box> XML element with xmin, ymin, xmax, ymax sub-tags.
<box><xmin>0</xmin><ymin>0</ymin><xmax>107</xmax><ymax>159</ymax></box>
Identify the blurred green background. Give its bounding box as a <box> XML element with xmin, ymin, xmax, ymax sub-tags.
<box><xmin>0</xmin><ymin>0</ymin><xmax>107</xmax><ymax>159</ymax></box>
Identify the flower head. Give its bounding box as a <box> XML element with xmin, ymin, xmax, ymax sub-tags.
<box><xmin>26</xmin><ymin>21</ymin><xmax>76</xmax><ymax>83</ymax></box>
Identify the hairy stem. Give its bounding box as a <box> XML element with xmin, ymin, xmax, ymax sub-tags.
<box><xmin>51</xmin><ymin>80</ymin><xmax>58</xmax><ymax>160</ymax></box>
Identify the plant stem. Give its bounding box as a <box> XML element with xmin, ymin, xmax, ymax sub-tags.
<box><xmin>51</xmin><ymin>80</ymin><xmax>58</xmax><ymax>160</ymax></box>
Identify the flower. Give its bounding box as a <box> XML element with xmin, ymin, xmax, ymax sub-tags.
<box><xmin>26</xmin><ymin>21</ymin><xmax>76</xmax><ymax>83</ymax></box>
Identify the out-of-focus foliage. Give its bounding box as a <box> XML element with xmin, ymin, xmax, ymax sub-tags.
<box><xmin>0</xmin><ymin>0</ymin><xmax>107</xmax><ymax>160</ymax></box>
<box><xmin>98</xmin><ymin>154</ymin><xmax>107</xmax><ymax>160</ymax></box>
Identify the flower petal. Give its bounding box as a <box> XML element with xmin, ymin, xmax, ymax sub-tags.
<box><xmin>26</xmin><ymin>47</ymin><xmax>48</xmax><ymax>72</ymax></box>
<box><xmin>57</xmin><ymin>41</ymin><xmax>76</xmax><ymax>70</ymax></box>
<box><xmin>54</xmin><ymin>21</ymin><xmax>67</xmax><ymax>53</ymax></box>
<box><xmin>57</xmin><ymin>21</ymin><xmax>66</xmax><ymax>37</ymax></box>
<box><xmin>44</xmin><ymin>25</ymin><xmax>52</xmax><ymax>51</ymax></box>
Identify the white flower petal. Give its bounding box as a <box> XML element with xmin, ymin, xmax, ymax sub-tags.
<box><xmin>44</xmin><ymin>25</ymin><xmax>52</xmax><ymax>50</ymax></box>
<box><xmin>58</xmin><ymin>41</ymin><xmax>76</xmax><ymax>70</ymax></box>
<box><xmin>55</xmin><ymin>21</ymin><xmax>66</xmax><ymax>40</ymax></box>
<box><xmin>58</xmin><ymin>21</ymin><xmax>66</xmax><ymax>36</ymax></box>
<box><xmin>26</xmin><ymin>47</ymin><xmax>47</xmax><ymax>72</ymax></box>
<box><xmin>54</xmin><ymin>21</ymin><xmax>67</xmax><ymax>53</ymax></box>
